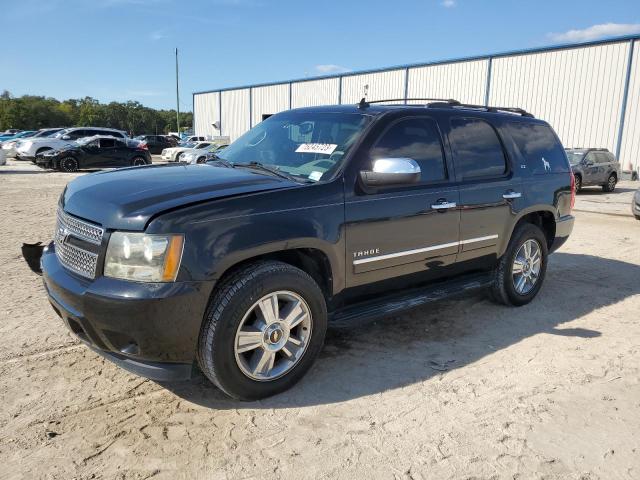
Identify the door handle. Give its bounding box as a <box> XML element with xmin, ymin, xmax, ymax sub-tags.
<box><xmin>502</xmin><ymin>192</ymin><xmax>522</xmax><ymax>199</ymax></box>
<box><xmin>431</xmin><ymin>201</ymin><xmax>457</xmax><ymax>210</ymax></box>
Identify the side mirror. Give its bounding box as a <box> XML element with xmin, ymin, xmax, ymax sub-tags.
<box><xmin>61</xmin><ymin>135</ymin><xmax>71</xmax><ymax>140</ymax></box>
<box><xmin>582</xmin><ymin>158</ymin><xmax>593</xmax><ymax>166</ymax></box>
<box><xmin>360</xmin><ymin>158</ymin><xmax>421</xmax><ymax>188</ymax></box>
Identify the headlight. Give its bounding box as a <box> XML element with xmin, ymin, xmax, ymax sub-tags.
<box><xmin>104</xmin><ymin>232</ymin><xmax>184</xmax><ymax>282</ymax></box>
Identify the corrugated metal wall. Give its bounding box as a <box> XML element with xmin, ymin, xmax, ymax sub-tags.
<box><xmin>619</xmin><ymin>41</ymin><xmax>640</xmax><ymax>171</ymax></box>
<box><xmin>194</xmin><ymin>37</ymin><xmax>639</xmax><ymax>173</ymax></box>
<box><xmin>193</xmin><ymin>92</ymin><xmax>220</xmax><ymax>139</ymax></box>
<box><xmin>490</xmin><ymin>43</ymin><xmax>629</xmax><ymax>154</ymax></box>
<box><xmin>408</xmin><ymin>59</ymin><xmax>488</xmax><ymax>104</ymax></box>
<box><xmin>251</xmin><ymin>84</ymin><xmax>290</xmax><ymax>127</ymax></box>
<box><xmin>291</xmin><ymin>78</ymin><xmax>339</xmax><ymax>108</ymax></box>
<box><xmin>221</xmin><ymin>89</ymin><xmax>250</xmax><ymax>141</ymax></box>
<box><xmin>341</xmin><ymin>69</ymin><xmax>406</xmax><ymax>103</ymax></box>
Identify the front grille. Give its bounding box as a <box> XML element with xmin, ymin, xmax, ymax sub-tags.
<box><xmin>55</xmin><ymin>209</ymin><xmax>104</xmax><ymax>279</ymax></box>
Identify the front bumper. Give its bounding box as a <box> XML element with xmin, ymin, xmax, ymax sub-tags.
<box><xmin>550</xmin><ymin>214</ymin><xmax>575</xmax><ymax>253</ymax></box>
<box><xmin>41</xmin><ymin>243</ymin><xmax>214</xmax><ymax>381</ymax></box>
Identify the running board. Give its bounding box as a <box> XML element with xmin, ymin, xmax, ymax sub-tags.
<box><xmin>331</xmin><ymin>272</ymin><xmax>493</xmax><ymax>324</ymax></box>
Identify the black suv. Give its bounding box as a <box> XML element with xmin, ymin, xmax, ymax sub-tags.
<box><xmin>135</xmin><ymin>135</ymin><xmax>178</xmax><ymax>154</ymax></box>
<box><xmin>36</xmin><ymin>136</ymin><xmax>152</xmax><ymax>172</ymax></box>
<box><xmin>37</xmin><ymin>100</ymin><xmax>575</xmax><ymax>400</ymax></box>
<box><xmin>566</xmin><ymin>148</ymin><xmax>621</xmax><ymax>192</ymax></box>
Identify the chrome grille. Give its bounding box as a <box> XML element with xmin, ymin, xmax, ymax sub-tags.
<box><xmin>55</xmin><ymin>209</ymin><xmax>104</xmax><ymax>279</ymax></box>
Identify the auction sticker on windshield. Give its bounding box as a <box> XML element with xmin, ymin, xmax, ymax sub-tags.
<box><xmin>295</xmin><ymin>143</ymin><xmax>338</xmax><ymax>155</ymax></box>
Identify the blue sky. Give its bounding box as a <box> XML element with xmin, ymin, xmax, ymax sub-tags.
<box><xmin>3</xmin><ymin>0</ymin><xmax>640</xmax><ymax>110</ymax></box>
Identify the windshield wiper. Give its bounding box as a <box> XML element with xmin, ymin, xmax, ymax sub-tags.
<box><xmin>207</xmin><ymin>155</ymin><xmax>235</xmax><ymax>168</ymax></box>
<box><xmin>235</xmin><ymin>161</ymin><xmax>302</xmax><ymax>182</ymax></box>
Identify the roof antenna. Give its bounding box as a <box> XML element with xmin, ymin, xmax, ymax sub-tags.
<box><xmin>357</xmin><ymin>84</ymin><xmax>370</xmax><ymax>109</ymax></box>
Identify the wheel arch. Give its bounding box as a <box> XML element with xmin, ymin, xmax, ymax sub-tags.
<box><xmin>212</xmin><ymin>246</ymin><xmax>336</xmax><ymax>303</ymax></box>
<box><xmin>502</xmin><ymin>207</ymin><xmax>557</xmax><ymax>255</ymax></box>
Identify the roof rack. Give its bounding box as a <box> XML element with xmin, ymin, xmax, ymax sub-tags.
<box><xmin>357</xmin><ymin>98</ymin><xmax>460</xmax><ymax>109</ymax></box>
<box><xmin>356</xmin><ymin>97</ymin><xmax>534</xmax><ymax>117</ymax></box>
<box><xmin>427</xmin><ymin>101</ymin><xmax>534</xmax><ymax>117</ymax></box>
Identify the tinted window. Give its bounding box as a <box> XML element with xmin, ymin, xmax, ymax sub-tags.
<box><xmin>99</xmin><ymin>138</ymin><xmax>116</xmax><ymax>148</ymax></box>
<box><xmin>371</xmin><ymin>118</ymin><xmax>446</xmax><ymax>183</ymax></box>
<box><xmin>594</xmin><ymin>152</ymin><xmax>610</xmax><ymax>164</ymax></box>
<box><xmin>507</xmin><ymin>122</ymin><xmax>569</xmax><ymax>174</ymax></box>
<box><xmin>68</xmin><ymin>129</ymin><xmax>88</xmax><ymax>140</ymax></box>
<box><xmin>449</xmin><ymin>118</ymin><xmax>506</xmax><ymax>179</ymax></box>
<box><xmin>99</xmin><ymin>130</ymin><xmax>124</xmax><ymax>138</ymax></box>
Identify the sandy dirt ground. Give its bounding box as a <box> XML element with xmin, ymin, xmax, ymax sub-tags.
<box><xmin>1</xmin><ymin>160</ymin><xmax>639</xmax><ymax>480</ymax></box>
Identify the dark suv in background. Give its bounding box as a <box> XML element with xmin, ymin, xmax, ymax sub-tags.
<box><xmin>566</xmin><ymin>148</ymin><xmax>621</xmax><ymax>192</ymax></box>
<box><xmin>36</xmin><ymin>99</ymin><xmax>574</xmax><ymax>400</ymax></box>
<box><xmin>135</xmin><ymin>135</ymin><xmax>178</xmax><ymax>154</ymax></box>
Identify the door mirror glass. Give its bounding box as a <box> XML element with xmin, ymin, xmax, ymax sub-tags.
<box><xmin>360</xmin><ymin>158</ymin><xmax>421</xmax><ymax>188</ymax></box>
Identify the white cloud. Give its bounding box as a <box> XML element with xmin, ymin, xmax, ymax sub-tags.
<box><xmin>314</xmin><ymin>64</ymin><xmax>351</xmax><ymax>74</ymax></box>
<box><xmin>548</xmin><ymin>23</ymin><xmax>640</xmax><ymax>43</ymax></box>
<box><xmin>441</xmin><ymin>0</ymin><xmax>456</xmax><ymax>7</ymax></box>
<box><xmin>149</xmin><ymin>31</ymin><xmax>166</xmax><ymax>41</ymax></box>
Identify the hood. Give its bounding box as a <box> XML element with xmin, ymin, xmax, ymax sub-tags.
<box><xmin>62</xmin><ymin>163</ymin><xmax>298</xmax><ymax>230</ymax></box>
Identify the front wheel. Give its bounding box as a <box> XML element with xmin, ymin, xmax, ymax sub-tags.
<box><xmin>490</xmin><ymin>223</ymin><xmax>548</xmax><ymax>306</ymax></box>
<box><xmin>131</xmin><ymin>156</ymin><xmax>147</xmax><ymax>166</ymax></box>
<box><xmin>59</xmin><ymin>156</ymin><xmax>79</xmax><ymax>172</ymax></box>
<box><xmin>198</xmin><ymin>261</ymin><xmax>327</xmax><ymax>400</ymax></box>
<box><xmin>603</xmin><ymin>174</ymin><xmax>617</xmax><ymax>192</ymax></box>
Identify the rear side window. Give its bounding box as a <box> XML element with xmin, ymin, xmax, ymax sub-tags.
<box><xmin>68</xmin><ymin>129</ymin><xmax>88</xmax><ymax>140</ymax></box>
<box><xmin>371</xmin><ymin>117</ymin><xmax>446</xmax><ymax>183</ymax></box>
<box><xmin>449</xmin><ymin>118</ymin><xmax>507</xmax><ymax>179</ymax></box>
<box><xmin>507</xmin><ymin>122</ymin><xmax>569</xmax><ymax>174</ymax></box>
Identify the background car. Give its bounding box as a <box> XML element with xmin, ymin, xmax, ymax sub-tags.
<box><xmin>15</xmin><ymin>127</ymin><xmax>128</xmax><ymax>161</ymax></box>
<box><xmin>180</xmin><ymin>135</ymin><xmax>206</xmax><ymax>145</ymax></box>
<box><xmin>566</xmin><ymin>148</ymin><xmax>621</xmax><ymax>192</ymax></box>
<box><xmin>633</xmin><ymin>189</ymin><xmax>640</xmax><ymax>220</ymax></box>
<box><xmin>181</xmin><ymin>143</ymin><xmax>228</xmax><ymax>164</ymax></box>
<box><xmin>161</xmin><ymin>141</ymin><xmax>213</xmax><ymax>162</ymax></box>
<box><xmin>35</xmin><ymin>135</ymin><xmax>151</xmax><ymax>172</ymax></box>
<box><xmin>134</xmin><ymin>135</ymin><xmax>178</xmax><ymax>154</ymax></box>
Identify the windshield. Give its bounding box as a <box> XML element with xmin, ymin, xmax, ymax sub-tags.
<box><xmin>218</xmin><ymin>111</ymin><xmax>371</xmax><ymax>182</ymax></box>
<box><xmin>566</xmin><ymin>151</ymin><xmax>586</xmax><ymax>165</ymax></box>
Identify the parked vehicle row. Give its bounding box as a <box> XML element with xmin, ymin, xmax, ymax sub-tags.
<box><xmin>32</xmin><ymin>100</ymin><xmax>576</xmax><ymax>400</ymax></box>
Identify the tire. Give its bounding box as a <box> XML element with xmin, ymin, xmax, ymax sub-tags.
<box><xmin>196</xmin><ymin>156</ymin><xmax>206</xmax><ymax>164</ymax></box>
<box><xmin>131</xmin><ymin>157</ymin><xmax>147</xmax><ymax>167</ymax></box>
<box><xmin>177</xmin><ymin>152</ymin><xmax>186</xmax><ymax>162</ymax></box>
<box><xmin>574</xmin><ymin>174</ymin><xmax>582</xmax><ymax>193</ymax></box>
<box><xmin>59</xmin><ymin>156</ymin><xmax>79</xmax><ymax>172</ymax></box>
<box><xmin>489</xmin><ymin>223</ymin><xmax>548</xmax><ymax>307</ymax></box>
<box><xmin>198</xmin><ymin>261</ymin><xmax>327</xmax><ymax>400</ymax></box>
<box><xmin>602</xmin><ymin>174</ymin><xmax>617</xmax><ymax>192</ymax></box>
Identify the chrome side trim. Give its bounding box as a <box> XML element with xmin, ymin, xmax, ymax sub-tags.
<box><xmin>352</xmin><ymin>234</ymin><xmax>499</xmax><ymax>265</ymax></box>
<box><xmin>459</xmin><ymin>234</ymin><xmax>499</xmax><ymax>245</ymax></box>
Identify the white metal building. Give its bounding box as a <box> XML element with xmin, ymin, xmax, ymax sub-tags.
<box><xmin>193</xmin><ymin>35</ymin><xmax>640</xmax><ymax>174</ymax></box>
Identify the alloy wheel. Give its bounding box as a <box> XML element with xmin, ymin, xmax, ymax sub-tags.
<box><xmin>512</xmin><ymin>239</ymin><xmax>542</xmax><ymax>295</ymax></box>
<box><xmin>234</xmin><ymin>291</ymin><xmax>312</xmax><ymax>381</ymax></box>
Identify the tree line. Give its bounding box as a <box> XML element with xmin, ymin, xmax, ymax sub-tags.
<box><xmin>0</xmin><ymin>91</ymin><xmax>193</xmax><ymax>136</ymax></box>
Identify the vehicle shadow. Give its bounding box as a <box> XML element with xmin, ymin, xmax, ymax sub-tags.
<box><xmin>162</xmin><ymin>252</ymin><xmax>639</xmax><ymax>409</ymax></box>
<box><xmin>577</xmin><ymin>187</ymin><xmax>636</xmax><ymax>195</ymax></box>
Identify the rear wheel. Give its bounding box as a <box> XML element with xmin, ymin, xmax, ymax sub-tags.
<box><xmin>198</xmin><ymin>261</ymin><xmax>327</xmax><ymax>400</ymax></box>
<box><xmin>131</xmin><ymin>157</ymin><xmax>147</xmax><ymax>166</ymax></box>
<box><xmin>574</xmin><ymin>174</ymin><xmax>582</xmax><ymax>192</ymax></box>
<box><xmin>490</xmin><ymin>223</ymin><xmax>548</xmax><ymax>306</ymax></box>
<box><xmin>603</xmin><ymin>174</ymin><xmax>617</xmax><ymax>192</ymax></box>
<box><xmin>59</xmin><ymin>156</ymin><xmax>79</xmax><ymax>172</ymax></box>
